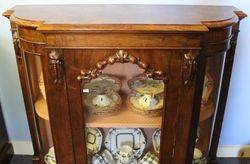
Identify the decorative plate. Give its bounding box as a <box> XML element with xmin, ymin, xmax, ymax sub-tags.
<box><xmin>129</xmin><ymin>93</ymin><xmax>163</xmax><ymax>110</ymax></box>
<box><xmin>92</xmin><ymin>149</ymin><xmax>115</xmax><ymax>164</ymax></box>
<box><xmin>152</xmin><ymin>129</ymin><xmax>161</xmax><ymax>154</ymax></box>
<box><xmin>201</xmin><ymin>73</ymin><xmax>214</xmax><ymax>107</ymax></box>
<box><xmin>128</xmin><ymin>76</ymin><xmax>164</xmax><ymax>95</ymax></box>
<box><xmin>138</xmin><ymin>152</ymin><xmax>159</xmax><ymax>164</ymax></box>
<box><xmin>86</xmin><ymin>128</ymin><xmax>103</xmax><ymax>155</ymax></box>
<box><xmin>102</xmin><ymin>149</ymin><xmax>115</xmax><ymax>164</ymax></box>
<box><xmin>84</xmin><ymin>75</ymin><xmax>121</xmax><ymax>95</ymax></box>
<box><xmin>44</xmin><ymin>147</ymin><xmax>56</xmax><ymax>164</ymax></box>
<box><xmin>92</xmin><ymin>154</ymin><xmax>106</xmax><ymax>164</ymax></box>
<box><xmin>104</xmin><ymin>128</ymin><xmax>146</xmax><ymax>159</ymax></box>
<box><xmin>84</xmin><ymin>92</ymin><xmax>121</xmax><ymax>116</ymax></box>
<box><xmin>127</xmin><ymin>93</ymin><xmax>163</xmax><ymax>117</ymax></box>
<box><xmin>193</xmin><ymin>148</ymin><xmax>206</xmax><ymax>164</ymax></box>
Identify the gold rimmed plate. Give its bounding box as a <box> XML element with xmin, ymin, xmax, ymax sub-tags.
<box><xmin>128</xmin><ymin>75</ymin><xmax>164</xmax><ymax>95</ymax></box>
<box><xmin>84</xmin><ymin>75</ymin><xmax>121</xmax><ymax>95</ymax></box>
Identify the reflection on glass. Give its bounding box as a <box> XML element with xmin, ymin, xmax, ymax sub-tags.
<box><xmin>82</xmin><ymin>63</ymin><xmax>164</xmax><ymax>164</ymax></box>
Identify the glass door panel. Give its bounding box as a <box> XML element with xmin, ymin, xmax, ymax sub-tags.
<box><xmin>82</xmin><ymin>61</ymin><xmax>165</xmax><ymax>164</ymax></box>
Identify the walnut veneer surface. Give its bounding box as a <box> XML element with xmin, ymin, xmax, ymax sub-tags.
<box><xmin>3</xmin><ymin>5</ymin><xmax>245</xmax><ymax>31</ymax></box>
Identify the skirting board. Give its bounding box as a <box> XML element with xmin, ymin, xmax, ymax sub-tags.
<box><xmin>11</xmin><ymin>141</ymin><xmax>250</xmax><ymax>158</ymax></box>
<box><xmin>11</xmin><ymin>141</ymin><xmax>33</xmax><ymax>155</ymax></box>
<box><xmin>217</xmin><ymin>145</ymin><xmax>250</xmax><ymax>157</ymax></box>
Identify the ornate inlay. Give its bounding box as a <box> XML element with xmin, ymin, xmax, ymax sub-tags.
<box><xmin>182</xmin><ymin>50</ymin><xmax>198</xmax><ymax>86</ymax></box>
<box><xmin>77</xmin><ymin>50</ymin><xmax>166</xmax><ymax>81</ymax></box>
<box><xmin>48</xmin><ymin>50</ymin><xmax>64</xmax><ymax>84</ymax></box>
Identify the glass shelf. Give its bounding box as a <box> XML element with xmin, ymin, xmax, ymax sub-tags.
<box><xmin>34</xmin><ymin>94</ymin><xmax>213</xmax><ymax>127</ymax></box>
<box><xmin>35</xmin><ymin>94</ymin><xmax>49</xmax><ymax>121</ymax></box>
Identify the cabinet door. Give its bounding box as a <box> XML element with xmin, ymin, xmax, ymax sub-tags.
<box><xmin>65</xmin><ymin>49</ymin><xmax>204</xmax><ymax>164</ymax></box>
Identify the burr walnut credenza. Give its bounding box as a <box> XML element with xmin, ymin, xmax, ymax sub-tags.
<box><xmin>3</xmin><ymin>4</ymin><xmax>247</xmax><ymax>164</ymax></box>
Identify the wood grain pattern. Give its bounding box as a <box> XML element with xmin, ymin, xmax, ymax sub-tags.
<box><xmin>3</xmin><ymin>5</ymin><xmax>246</xmax><ymax>31</ymax></box>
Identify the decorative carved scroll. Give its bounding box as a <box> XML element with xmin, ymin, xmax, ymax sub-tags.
<box><xmin>49</xmin><ymin>50</ymin><xmax>64</xmax><ymax>84</ymax></box>
<box><xmin>77</xmin><ymin>50</ymin><xmax>165</xmax><ymax>81</ymax></box>
<box><xmin>182</xmin><ymin>50</ymin><xmax>198</xmax><ymax>86</ymax></box>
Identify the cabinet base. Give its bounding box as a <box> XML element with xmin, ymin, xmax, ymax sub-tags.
<box><xmin>32</xmin><ymin>154</ymin><xmax>45</xmax><ymax>164</ymax></box>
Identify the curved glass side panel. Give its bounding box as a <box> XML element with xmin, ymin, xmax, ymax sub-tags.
<box><xmin>194</xmin><ymin>54</ymin><xmax>225</xmax><ymax>163</ymax></box>
<box><xmin>23</xmin><ymin>53</ymin><xmax>54</xmax><ymax>163</ymax></box>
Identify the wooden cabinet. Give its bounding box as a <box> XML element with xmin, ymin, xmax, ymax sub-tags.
<box><xmin>3</xmin><ymin>5</ymin><xmax>246</xmax><ymax>164</ymax></box>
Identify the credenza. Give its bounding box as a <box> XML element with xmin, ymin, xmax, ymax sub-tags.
<box><xmin>3</xmin><ymin>4</ymin><xmax>246</xmax><ymax>164</ymax></box>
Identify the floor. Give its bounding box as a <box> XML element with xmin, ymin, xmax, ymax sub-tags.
<box><xmin>10</xmin><ymin>156</ymin><xmax>32</xmax><ymax>164</ymax></box>
<box><xmin>9</xmin><ymin>156</ymin><xmax>250</xmax><ymax>164</ymax></box>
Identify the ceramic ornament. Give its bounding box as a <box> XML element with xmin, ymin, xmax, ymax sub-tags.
<box><xmin>152</xmin><ymin>129</ymin><xmax>161</xmax><ymax>154</ymax></box>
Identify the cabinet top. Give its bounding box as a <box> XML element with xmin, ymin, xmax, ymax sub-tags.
<box><xmin>3</xmin><ymin>5</ymin><xmax>246</xmax><ymax>32</ymax></box>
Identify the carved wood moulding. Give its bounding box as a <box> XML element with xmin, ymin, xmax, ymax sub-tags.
<box><xmin>76</xmin><ymin>50</ymin><xmax>166</xmax><ymax>81</ymax></box>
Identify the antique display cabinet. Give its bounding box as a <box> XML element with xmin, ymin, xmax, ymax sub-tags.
<box><xmin>3</xmin><ymin>5</ymin><xmax>246</xmax><ymax>164</ymax></box>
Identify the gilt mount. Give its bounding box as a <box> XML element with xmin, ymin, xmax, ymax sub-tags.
<box><xmin>182</xmin><ymin>50</ymin><xmax>198</xmax><ymax>86</ymax></box>
<box><xmin>48</xmin><ymin>50</ymin><xmax>64</xmax><ymax>84</ymax></box>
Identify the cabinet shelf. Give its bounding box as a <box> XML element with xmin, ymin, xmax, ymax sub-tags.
<box><xmin>86</xmin><ymin>109</ymin><xmax>162</xmax><ymax>128</ymax></box>
<box><xmin>34</xmin><ymin>94</ymin><xmax>214</xmax><ymax>126</ymax></box>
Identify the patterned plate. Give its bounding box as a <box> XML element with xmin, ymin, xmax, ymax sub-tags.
<box><xmin>84</xmin><ymin>75</ymin><xmax>121</xmax><ymax>95</ymax></box>
<box><xmin>86</xmin><ymin>128</ymin><xmax>103</xmax><ymax>155</ymax></box>
<box><xmin>92</xmin><ymin>154</ymin><xmax>106</xmax><ymax>164</ymax></box>
<box><xmin>44</xmin><ymin>147</ymin><xmax>56</xmax><ymax>164</ymax></box>
<box><xmin>152</xmin><ymin>129</ymin><xmax>161</xmax><ymax>154</ymax></box>
<box><xmin>91</xmin><ymin>149</ymin><xmax>115</xmax><ymax>164</ymax></box>
<box><xmin>138</xmin><ymin>152</ymin><xmax>159</xmax><ymax>164</ymax></box>
<box><xmin>128</xmin><ymin>76</ymin><xmax>164</xmax><ymax>95</ymax></box>
<box><xmin>102</xmin><ymin>149</ymin><xmax>115</xmax><ymax>164</ymax></box>
<box><xmin>104</xmin><ymin>128</ymin><xmax>146</xmax><ymax>159</ymax></box>
<box><xmin>202</xmin><ymin>73</ymin><xmax>214</xmax><ymax>106</ymax></box>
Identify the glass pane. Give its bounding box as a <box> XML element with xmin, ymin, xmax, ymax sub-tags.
<box><xmin>193</xmin><ymin>54</ymin><xmax>225</xmax><ymax>163</ymax></box>
<box><xmin>23</xmin><ymin>53</ymin><xmax>55</xmax><ymax>163</ymax></box>
<box><xmin>82</xmin><ymin>62</ymin><xmax>165</xmax><ymax>164</ymax></box>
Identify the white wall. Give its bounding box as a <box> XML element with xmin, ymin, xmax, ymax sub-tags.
<box><xmin>0</xmin><ymin>0</ymin><xmax>249</xmax><ymax>155</ymax></box>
